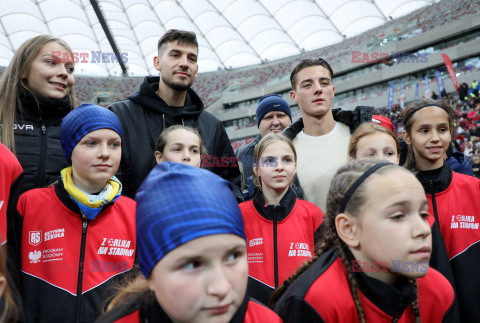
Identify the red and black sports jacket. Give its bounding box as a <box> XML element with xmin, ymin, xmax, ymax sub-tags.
<box><xmin>418</xmin><ymin>162</ymin><xmax>480</xmax><ymax>322</ymax></box>
<box><xmin>0</xmin><ymin>143</ymin><xmax>22</xmax><ymax>244</ymax></box>
<box><xmin>240</xmin><ymin>188</ymin><xmax>322</xmax><ymax>304</ymax></box>
<box><xmin>95</xmin><ymin>292</ymin><xmax>282</xmax><ymax>323</ymax></box>
<box><xmin>15</xmin><ymin>182</ymin><xmax>136</xmax><ymax>323</ymax></box>
<box><xmin>274</xmin><ymin>248</ymin><xmax>457</xmax><ymax>323</ymax></box>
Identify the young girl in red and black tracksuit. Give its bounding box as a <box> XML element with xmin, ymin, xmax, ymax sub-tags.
<box><xmin>12</xmin><ymin>104</ymin><xmax>136</xmax><ymax>323</ymax></box>
<box><xmin>271</xmin><ymin>160</ymin><xmax>458</xmax><ymax>323</ymax></box>
<box><xmin>402</xmin><ymin>98</ymin><xmax>480</xmax><ymax>322</ymax></box>
<box><xmin>239</xmin><ymin>133</ymin><xmax>323</xmax><ymax>305</ymax></box>
<box><xmin>96</xmin><ymin>162</ymin><xmax>281</xmax><ymax>323</ymax></box>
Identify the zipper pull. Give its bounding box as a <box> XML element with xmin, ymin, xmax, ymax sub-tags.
<box><xmin>82</xmin><ymin>221</ymin><xmax>88</xmax><ymax>234</ymax></box>
<box><xmin>41</xmin><ymin>125</ymin><xmax>46</xmax><ymax>134</ymax></box>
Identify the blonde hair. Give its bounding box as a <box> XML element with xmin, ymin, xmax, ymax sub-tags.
<box><xmin>252</xmin><ymin>133</ymin><xmax>297</xmax><ymax>190</ymax></box>
<box><xmin>0</xmin><ymin>35</ymin><xmax>78</xmax><ymax>154</ymax></box>
<box><xmin>349</xmin><ymin>122</ymin><xmax>400</xmax><ymax>159</ymax></box>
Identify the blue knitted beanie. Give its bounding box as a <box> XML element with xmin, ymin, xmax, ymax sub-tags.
<box><xmin>135</xmin><ymin>162</ymin><xmax>246</xmax><ymax>278</ymax></box>
<box><xmin>60</xmin><ymin>103</ymin><xmax>122</xmax><ymax>159</ymax></box>
<box><xmin>256</xmin><ymin>94</ymin><xmax>292</xmax><ymax>127</ymax></box>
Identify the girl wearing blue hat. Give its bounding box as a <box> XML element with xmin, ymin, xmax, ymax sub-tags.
<box><xmin>97</xmin><ymin>162</ymin><xmax>281</xmax><ymax>323</ymax></box>
<box><xmin>11</xmin><ymin>104</ymin><xmax>136</xmax><ymax>322</ymax></box>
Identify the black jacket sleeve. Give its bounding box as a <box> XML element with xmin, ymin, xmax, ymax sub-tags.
<box><xmin>209</xmin><ymin>122</ymin><xmax>244</xmax><ymax>202</ymax></box>
<box><xmin>275</xmin><ymin>296</ymin><xmax>325</xmax><ymax>323</ymax></box>
<box><xmin>6</xmin><ymin>173</ymin><xmax>26</xmax><ymax>292</ymax></box>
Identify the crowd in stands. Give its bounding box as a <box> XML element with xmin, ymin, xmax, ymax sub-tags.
<box><xmin>191</xmin><ymin>0</ymin><xmax>480</xmax><ymax>106</ymax></box>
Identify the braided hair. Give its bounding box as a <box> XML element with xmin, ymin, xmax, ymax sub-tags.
<box><xmin>270</xmin><ymin>160</ymin><xmax>422</xmax><ymax>322</ymax></box>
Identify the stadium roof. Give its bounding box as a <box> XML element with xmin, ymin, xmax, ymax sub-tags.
<box><xmin>0</xmin><ymin>0</ymin><xmax>438</xmax><ymax>76</ymax></box>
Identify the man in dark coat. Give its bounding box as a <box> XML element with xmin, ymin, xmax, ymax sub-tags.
<box><xmin>109</xmin><ymin>29</ymin><xmax>242</xmax><ymax>200</ymax></box>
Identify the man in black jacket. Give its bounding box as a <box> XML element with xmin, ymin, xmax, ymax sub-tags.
<box><xmin>109</xmin><ymin>29</ymin><xmax>242</xmax><ymax>200</ymax></box>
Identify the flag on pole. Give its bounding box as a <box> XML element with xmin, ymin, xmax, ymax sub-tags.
<box><xmin>388</xmin><ymin>81</ymin><xmax>395</xmax><ymax>110</ymax></box>
<box><xmin>435</xmin><ymin>71</ymin><xmax>445</xmax><ymax>98</ymax></box>
<box><xmin>424</xmin><ymin>75</ymin><xmax>430</xmax><ymax>98</ymax></box>
<box><xmin>400</xmin><ymin>79</ymin><xmax>405</xmax><ymax>109</ymax></box>
<box><xmin>441</xmin><ymin>53</ymin><xmax>458</xmax><ymax>93</ymax></box>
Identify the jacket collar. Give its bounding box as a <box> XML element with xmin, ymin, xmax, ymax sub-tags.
<box><xmin>282</xmin><ymin>106</ymin><xmax>374</xmax><ymax>139</ymax></box>
<box><xmin>346</xmin><ymin>249</ymin><xmax>416</xmax><ymax>318</ymax></box>
<box><xmin>17</xmin><ymin>88</ymin><xmax>72</xmax><ymax>121</ymax></box>
<box><xmin>355</xmin><ymin>269</ymin><xmax>416</xmax><ymax>318</ymax></box>
<box><xmin>417</xmin><ymin>162</ymin><xmax>452</xmax><ymax>194</ymax></box>
<box><xmin>54</xmin><ymin>180</ymin><xmax>113</xmax><ymax>217</ymax></box>
<box><xmin>143</xmin><ymin>290</ymin><xmax>250</xmax><ymax>323</ymax></box>
<box><xmin>252</xmin><ymin>187</ymin><xmax>296</xmax><ymax>221</ymax></box>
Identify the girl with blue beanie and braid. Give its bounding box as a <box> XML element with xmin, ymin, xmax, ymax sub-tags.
<box><xmin>11</xmin><ymin>104</ymin><xmax>136</xmax><ymax>322</ymax></box>
<box><xmin>97</xmin><ymin>162</ymin><xmax>281</xmax><ymax>323</ymax></box>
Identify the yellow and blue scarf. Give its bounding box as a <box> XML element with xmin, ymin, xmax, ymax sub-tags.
<box><xmin>61</xmin><ymin>167</ymin><xmax>122</xmax><ymax>220</ymax></box>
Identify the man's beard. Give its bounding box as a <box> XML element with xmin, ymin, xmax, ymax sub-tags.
<box><xmin>162</xmin><ymin>75</ymin><xmax>194</xmax><ymax>91</ymax></box>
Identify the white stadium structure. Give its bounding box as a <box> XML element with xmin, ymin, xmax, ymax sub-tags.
<box><xmin>1</xmin><ymin>0</ymin><xmax>479</xmax><ymax>150</ymax></box>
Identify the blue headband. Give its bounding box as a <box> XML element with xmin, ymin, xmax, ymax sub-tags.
<box><xmin>135</xmin><ymin>162</ymin><xmax>246</xmax><ymax>278</ymax></box>
<box><xmin>60</xmin><ymin>104</ymin><xmax>123</xmax><ymax>160</ymax></box>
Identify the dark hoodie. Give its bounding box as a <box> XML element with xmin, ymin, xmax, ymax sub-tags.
<box><xmin>109</xmin><ymin>76</ymin><xmax>242</xmax><ymax>200</ymax></box>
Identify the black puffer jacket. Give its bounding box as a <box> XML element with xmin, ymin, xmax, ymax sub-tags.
<box><xmin>109</xmin><ymin>77</ymin><xmax>242</xmax><ymax>200</ymax></box>
<box><xmin>13</xmin><ymin>92</ymin><xmax>72</xmax><ymax>192</ymax></box>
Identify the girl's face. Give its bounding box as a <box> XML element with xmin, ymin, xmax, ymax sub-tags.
<box><xmin>403</xmin><ymin>106</ymin><xmax>451</xmax><ymax>170</ymax></box>
<box><xmin>155</xmin><ymin>129</ymin><xmax>201</xmax><ymax>168</ymax></box>
<box><xmin>23</xmin><ymin>42</ymin><xmax>74</xmax><ymax>99</ymax></box>
<box><xmin>253</xmin><ymin>141</ymin><xmax>296</xmax><ymax>193</ymax></box>
<box><xmin>346</xmin><ymin>169</ymin><xmax>431</xmax><ymax>285</ymax></box>
<box><xmin>354</xmin><ymin>132</ymin><xmax>399</xmax><ymax>165</ymax></box>
<box><xmin>148</xmin><ymin>234</ymin><xmax>248</xmax><ymax>323</ymax></box>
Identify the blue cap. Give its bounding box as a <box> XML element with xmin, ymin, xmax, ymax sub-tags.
<box><xmin>256</xmin><ymin>94</ymin><xmax>292</xmax><ymax>127</ymax></box>
<box><xmin>135</xmin><ymin>162</ymin><xmax>246</xmax><ymax>278</ymax></box>
<box><xmin>60</xmin><ymin>104</ymin><xmax>122</xmax><ymax>159</ymax></box>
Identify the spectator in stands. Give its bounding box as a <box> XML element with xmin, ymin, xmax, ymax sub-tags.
<box><xmin>441</xmin><ymin>88</ymin><xmax>447</xmax><ymax>99</ymax></box>
<box><xmin>0</xmin><ymin>35</ymin><xmax>77</xmax><ymax>192</ymax></box>
<box><xmin>431</xmin><ymin>91</ymin><xmax>439</xmax><ymax>100</ymax></box>
<box><xmin>471</xmin><ymin>156</ymin><xmax>480</xmax><ymax>178</ymax></box>
<box><xmin>458</xmin><ymin>82</ymin><xmax>469</xmax><ymax>101</ymax></box>
<box><xmin>472</xmin><ymin>80</ymin><xmax>479</xmax><ymax>97</ymax></box>
<box><xmin>283</xmin><ymin>58</ymin><xmax>372</xmax><ymax>212</ymax></box>
<box><xmin>463</xmin><ymin>141</ymin><xmax>474</xmax><ymax>158</ymax></box>
<box><xmin>469</xmin><ymin>123</ymin><xmax>480</xmax><ymax>137</ymax></box>
<box><xmin>109</xmin><ymin>29</ymin><xmax>242</xmax><ymax>200</ymax></box>
<box><xmin>236</xmin><ymin>94</ymin><xmax>292</xmax><ymax>200</ymax></box>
